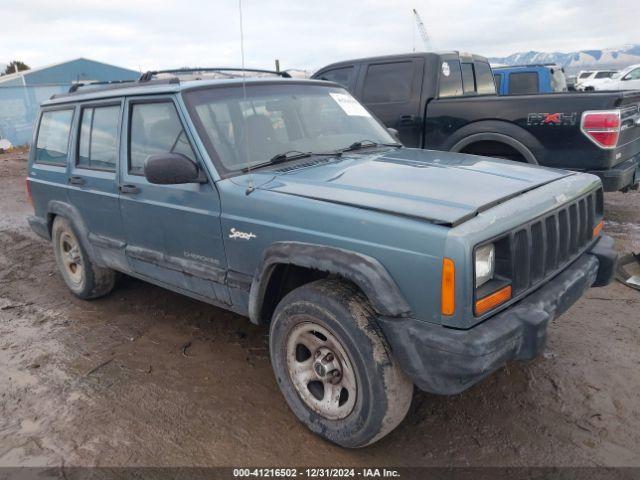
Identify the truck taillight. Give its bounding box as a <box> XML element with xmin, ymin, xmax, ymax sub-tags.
<box><xmin>580</xmin><ymin>110</ymin><xmax>621</xmax><ymax>149</ymax></box>
<box><xmin>26</xmin><ymin>178</ymin><xmax>33</xmax><ymax>207</ymax></box>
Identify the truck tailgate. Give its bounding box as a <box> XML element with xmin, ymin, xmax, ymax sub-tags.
<box><xmin>615</xmin><ymin>91</ymin><xmax>640</xmax><ymax>163</ymax></box>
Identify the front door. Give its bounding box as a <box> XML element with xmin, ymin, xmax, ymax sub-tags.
<box><xmin>621</xmin><ymin>67</ymin><xmax>640</xmax><ymax>90</ymax></box>
<box><xmin>118</xmin><ymin>96</ymin><xmax>229</xmax><ymax>305</ymax></box>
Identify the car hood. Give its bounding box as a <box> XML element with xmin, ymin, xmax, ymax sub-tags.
<box><xmin>257</xmin><ymin>148</ymin><xmax>574</xmax><ymax>226</ymax></box>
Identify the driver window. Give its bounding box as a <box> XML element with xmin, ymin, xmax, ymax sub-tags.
<box><xmin>129</xmin><ymin>101</ymin><xmax>196</xmax><ymax>175</ymax></box>
<box><xmin>625</xmin><ymin>68</ymin><xmax>640</xmax><ymax>81</ymax></box>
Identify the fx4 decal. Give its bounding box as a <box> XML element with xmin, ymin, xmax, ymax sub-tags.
<box><xmin>527</xmin><ymin>112</ymin><xmax>577</xmax><ymax>126</ymax></box>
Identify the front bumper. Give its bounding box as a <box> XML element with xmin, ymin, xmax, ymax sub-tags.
<box><xmin>377</xmin><ymin>236</ymin><xmax>617</xmax><ymax>395</ymax></box>
<box><xmin>586</xmin><ymin>155</ymin><xmax>640</xmax><ymax>192</ymax></box>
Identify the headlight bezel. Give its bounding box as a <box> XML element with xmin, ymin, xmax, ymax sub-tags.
<box><xmin>473</xmin><ymin>237</ymin><xmax>513</xmax><ymax>317</ymax></box>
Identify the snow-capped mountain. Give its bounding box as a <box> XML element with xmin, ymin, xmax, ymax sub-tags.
<box><xmin>489</xmin><ymin>44</ymin><xmax>640</xmax><ymax>74</ymax></box>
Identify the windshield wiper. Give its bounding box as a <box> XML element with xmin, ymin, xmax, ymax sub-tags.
<box><xmin>337</xmin><ymin>139</ymin><xmax>402</xmax><ymax>153</ymax></box>
<box><xmin>242</xmin><ymin>150</ymin><xmax>337</xmax><ymax>172</ymax></box>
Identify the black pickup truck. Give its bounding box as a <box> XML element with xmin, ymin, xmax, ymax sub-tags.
<box><xmin>312</xmin><ymin>52</ymin><xmax>640</xmax><ymax>191</ymax></box>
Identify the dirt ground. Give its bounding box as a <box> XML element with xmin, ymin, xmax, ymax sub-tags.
<box><xmin>1</xmin><ymin>151</ymin><xmax>639</xmax><ymax>468</ymax></box>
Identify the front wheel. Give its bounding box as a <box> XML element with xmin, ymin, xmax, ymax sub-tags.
<box><xmin>269</xmin><ymin>279</ymin><xmax>413</xmax><ymax>448</ymax></box>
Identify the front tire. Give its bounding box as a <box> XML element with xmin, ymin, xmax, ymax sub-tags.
<box><xmin>269</xmin><ymin>279</ymin><xmax>413</xmax><ymax>448</ymax></box>
<box><xmin>52</xmin><ymin>217</ymin><xmax>116</xmax><ymax>299</ymax></box>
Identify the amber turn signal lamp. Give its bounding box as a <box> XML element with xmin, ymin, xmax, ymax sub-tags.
<box><xmin>593</xmin><ymin>220</ymin><xmax>603</xmax><ymax>238</ymax></box>
<box><xmin>441</xmin><ymin>258</ymin><xmax>455</xmax><ymax>316</ymax></box>
<box><xmin>475</xmin><ymin>285</ymin><xmax>512</xmax><ymax>316</ymax></box>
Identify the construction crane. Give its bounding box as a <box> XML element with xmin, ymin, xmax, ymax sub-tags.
<box><xmin>412</xmin><ymin>8</ymin><xmax>432</xmax><ymax>51</ymax></box>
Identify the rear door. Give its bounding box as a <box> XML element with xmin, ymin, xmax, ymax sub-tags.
<box><xmin>355</xmin><ymin>58</ymin><xmax>424</xmax><ymax>146</ymax></box>
<box><xmin>118</xmin><ymin>95</ymin><xmax>229</xmax><ymax>305</ymax></box>
<box><xmin>66</xmin><ymin>99</ymin><xmax>128</xmax><ymax>270</ymax></box>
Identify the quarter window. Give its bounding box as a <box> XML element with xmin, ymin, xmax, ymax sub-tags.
<box><xmin>316</xmin><ymin>67</ymin><xmax>354</xmax><ymax>89</ymax></box>
<box><xmin>509</xmin><ymin>72</ymin><xmax>539</xmax><ymax>94</ymax></box>
<box><xmin>461</xmin><ymin>63</ymin><xmax>476</xmax><ymax>94</ymax></box>
<box><xmin>78</xmin><ymin>105</ymin><xmax>120</xmax><ymax>171</ymax></box>
<box><xmin>35</xmin><ymin>109</ymin><xmax>74</xmax><ymax>165</ymax></box>
<box><xmin>494</xmin><ymin>73</ymin><xmax>502</xmax><ymax>92</ymax></box>
<box><xmin>439</xmin><ymin>60</ymin><xmax>463</xmax><ymax>98</ymax></box>
<box><xmin>474</xmin><ymin>62</ymin><xmax>496</xmax><ymax>95</ymax></box>
<box><xmin>129</xmin><ymin>102</ymin><xmax>196</xmax><ymax>175</ymax></box>
<box><xmin>362</xmin><ymin>62</ymin><xmax>414</xmax><ymax>104</ymax></box>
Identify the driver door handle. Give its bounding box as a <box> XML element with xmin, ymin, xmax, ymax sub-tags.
<box><xmin>68</xmin><ymin>176</ymin><xmax>86</xmax><ymax>186</ymax></box>
<box><xmin>399</xmin><ymin>115</ymin><xmax>416</xmax><ymax>126</ymax></box>
<box><xmin>119</xmin><ymin>184</ymin><xmax>140</xmax><ymax>194</ymax></box>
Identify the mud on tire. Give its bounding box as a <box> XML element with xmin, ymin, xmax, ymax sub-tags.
<box><xmin>269</xmin><ymin>278</ymin><xmax>414</xmax><ymax>448</ymax></box>
<box><xmin>51</xmin><ymin>216</ymin><xmax>116</xmax><ymax>299</ymax></box>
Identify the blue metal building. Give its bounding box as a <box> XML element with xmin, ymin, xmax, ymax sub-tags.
<box><xmin>0</xmin><ymin>58</ymin><xmax>139</xmax><ymax>146</ymax></box>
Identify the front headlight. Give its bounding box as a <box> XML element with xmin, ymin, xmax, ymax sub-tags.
<box><xmin>475</xmin><ymin>243</ymin><xmax>495</xmax><ymax>288</ymax></box>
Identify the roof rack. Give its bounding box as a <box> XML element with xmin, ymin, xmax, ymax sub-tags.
<box><xmin>48</xmin><ymin>67</ymin><xmax>294</xmax><ymax>101</ymax></box>
<box><xmin>68</xmin><ymin>79</ymin><xmax>136</xmax><ymax>93</ymax></box>
<box><xmin>139</xmin><ymin>67</ymin><xmax>291</xmax><ymax>82</ymax></box>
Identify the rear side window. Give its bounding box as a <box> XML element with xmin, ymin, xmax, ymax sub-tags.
<box><xmin>316</xmin><ymin>67</ymin><xmax>354</xmax><ymax>89</ymax></box>
<box><xmin>362</xmin><ymin>62</ymin><xmax>414</xmax><ymax>103</ymax></box>
<box><xmin>474</xmin><ymin>62</ymin><xmax>496</xmax><ymax>94</ymax></box>
<box><xmin>439</xmin><ymin>60</ymin><xmax>463</xmax><ymax>97</ymax></box>
<box><xmin>461</xmin><ymin>63</ymin><xmax>475</xmax><ymax>94</ymax></box>
<box><xmin>129</xmin><ymin>102</ymin><xmax>196</xmax><ymax>175</ymax></box>
<box><xmin>509</xmin><ymin>72</ymin><xmax>539</xmax><ymax>94</ymax></box>
<box><xmin>35</xmin><ymin>109</ymin><xmax>74</xmax><ymax>165</ymax></box>
<box><xmin>78</xmin><ymin>105</ymin><xmax>120</xmax><ymax>171</ymax></box>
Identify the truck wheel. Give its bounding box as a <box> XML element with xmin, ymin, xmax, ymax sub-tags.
<box><xmin>269</xmin><ymin>279</ymin><xmax>413</xmax><ymax>448</ymax></box>
<box><xmin>51</xmin><ymin>217</ymin><xmax>116</xmax><ymax>299</ymax></box>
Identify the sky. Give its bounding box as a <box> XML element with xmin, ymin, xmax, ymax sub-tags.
<box><xmin>1</xmin><ymin>0</ymin><xmax>638</xmax><ymax>73</ymax></box>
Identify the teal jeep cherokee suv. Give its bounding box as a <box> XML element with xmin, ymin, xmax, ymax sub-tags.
<box><xmin>26</xmin><ymin>69</ymin><xmax>617</xmax><ymax>447</ymax></box>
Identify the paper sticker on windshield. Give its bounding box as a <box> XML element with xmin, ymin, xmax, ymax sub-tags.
<box><xmin>442</xmin><ymin>62</ymin><xmax>451</xmax><ymax>77</ymax></box>
<box><xmin>329</xmin><ymin>92</ymin><xmax>371</xmax><ymax>117</ymax></box>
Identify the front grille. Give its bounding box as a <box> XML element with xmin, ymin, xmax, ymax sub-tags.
<box><xmin>508</xmin><ymin>190</ymin><xmax>599</xmax><ymax>296</ymax></box>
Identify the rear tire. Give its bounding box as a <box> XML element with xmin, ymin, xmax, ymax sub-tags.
<box><xmin>52</xmin><ymin>217</ymin><xmax>116</xmax><ymax>299</ymax></box>
<box><xmin>269</xmin><ymin>279</ymin><xmax>413</xmax><ymax>448</ymax></box>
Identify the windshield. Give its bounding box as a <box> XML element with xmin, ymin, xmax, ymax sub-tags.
<box><xmin>184</xmin><ymin>83</ymin><xmax>396</xmax><ymax>175</ymax></box>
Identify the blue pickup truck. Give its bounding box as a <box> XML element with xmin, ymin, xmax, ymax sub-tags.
<box><xmin>27</xmin><ymin>69</ymin><xmax>616</xmax><ymax>447</ymax></box>
<box><xmin>493</xmin><ymin>64</ymin><xmax>568</xmax><ymax>95</ymax></box>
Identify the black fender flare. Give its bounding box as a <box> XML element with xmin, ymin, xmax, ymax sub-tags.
<box><xmin>47</xmin><ymin>201</ymin><xmax>101</xmax><ymax>265</ymax></box>
<box><xmin>445</xmin><ymin>120</ymin><xmax>543</xmax><ymax>164</ymax></box>
<box><xmin>248</xmin><ymin>242</ymin><xmax>411</xmax><ymax>324</ymax></box>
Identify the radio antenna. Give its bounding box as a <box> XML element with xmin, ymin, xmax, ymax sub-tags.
<box><xmin>238</xmin><ymin>0</ymin><xmax>254</xmax><ymax>194</ymax></box>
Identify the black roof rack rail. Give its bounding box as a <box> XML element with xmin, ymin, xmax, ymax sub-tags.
<box><xmin>68</xmin><ymin>79</ymin><xmax>136</xmax><ymax>93</ymax></box>
<box><xmin>50</xmin><ymin>78</ymin><xmax>178</xmax><ymax>100</ymax></box>
<box><xmin>139</xmin><ymin>67</ymin><xmax>291</xmax><ymax>82</ymax></box>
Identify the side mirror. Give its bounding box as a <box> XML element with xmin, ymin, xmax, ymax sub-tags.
<box><xmin>144</xmin><ymin>153</ymin><xmax>206</xmax><ymax>185</ymax></box>
<box><xmin>387</xmin><ymin>127</ymin><xmax>400</xmax><ymax>140</ymax></box>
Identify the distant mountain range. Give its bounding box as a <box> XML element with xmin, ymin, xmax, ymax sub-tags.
<box><xmin>489</xmin><ymin>44</ymin><xmax>640</xmax><ymax>75</ymax></box>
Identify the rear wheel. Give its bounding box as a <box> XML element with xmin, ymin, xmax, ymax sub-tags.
<box><xmin>52</xmin><ymin>217</ymin><xmax>116</xmax><ymax>299</ymax></box>
<box><xmin>269</xmin><ymin>279</ymin><xmax>413</xmax><ymax>448</ymax></box>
